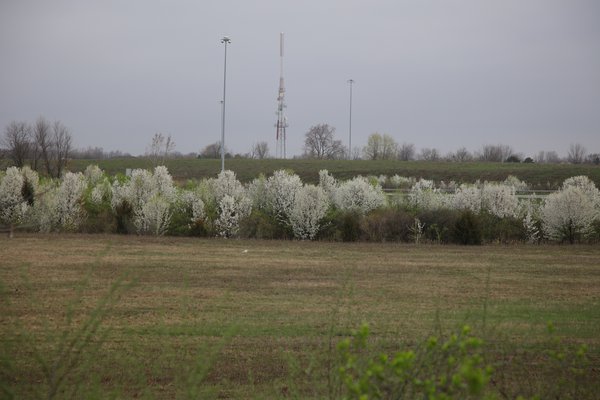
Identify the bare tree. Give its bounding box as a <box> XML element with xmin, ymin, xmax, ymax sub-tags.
<box><xmin>303</xmin><ymin>124</ymin><xmax>344</xmax><ymax>159</ymax></box>
<box><xmin>381</xmin><ymin>134</ymin><xmax>398</xmax><ymax>160</ymax></box>
<box><xmin>535</xmin><ymin>150</ymin><xmax>561</xmax><ymax>164</ymax></box>
<box><xmin>2</xmin><ymin>121</ymin><xmax>31</xmax><ymax>167</ymax></box>
<box><xmin>481</xmin><ymin>144</ymin><xmax>503</xmax><ymax>162</ymax></box>
<box><xmin>449</xmin><ymin>147</ymin><xmax>473</xmax><ymax>162</ymax></box>
<box><xmin>146</xmin><ymin>132</ymin><xmax>175</xmax><ymax>167</ymax></box>
<box><xmin>52</xmin><ymin>121</ymin><xmax>72</xmax><ymax>177</ymax></box>
<box><xmin>419</xmin><ymin>147</ymin><xmax>441</xmax><ymax>161</ymax></box>
<box><xmin>147</xmin><ymin>133</ymin><xmax>164</xmax><ymax>165</ymax></box>
<box><xmin>200</xmin><ymin>142</ymin><xmax>227</xmax><ymax>159</ymax></box>
<box><xmin>397</xmin><ymin>142</ymin><xmax>415</xmax><ymax>161</ymax></box>
<box><xmin>586</xmin><ymin>153</ymin><xmax>600</xmax><ymax>165</ymax></box>
<box><xmin>567</xmin><ymin>143</ymin><xmax>586</xmax><ymax>164</ymax></box>
<box><xmin>535</xmin><ymin>150</ymin><xmax>547</xmax><ymax>163</ymax></box>
<box><xmin>478</xmin><ymin>144</ymin><xmax>513</xmax><ymax>162</ymax></box>
<box><xmin>33</xmin><ymin>117</ymin><xmax>53</xmax><ymax>174</ymax></box>
<box><xmin>164</xmin><ymin>135</ymin><xmax>175</xmax><ymax>160</ymax></box>
<box><xmin>251</xmin><ymin>141</ymin><xmax>270</xmax><ymax>159</ymax></box>
<box><xmin>71</xmin><ymin>146</ymin><xmax>106</xmax><ymax>159</ymax></box>
<box><xmin>363</xmin><ymin>133</ymin><xmax>382</xmax><ymax>160</ymax></box>
<box><xmin>545</xmin><ymin>151</ymin><xmax>561</xmax><ymax>163</ymax></box>
<box><xmin>363</xmin><ymin>133</ymin><xmax>397</xmax><ymax>160</ymax></box>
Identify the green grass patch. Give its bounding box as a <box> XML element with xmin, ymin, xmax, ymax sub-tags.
<box><xmin>1</xmin><ymin>235</ymin><xmax>599</xmax><ymax>398</ymax></box>
<box><xmin>68</xmin><ymin>158</ymin><xmax>600</xmax><ymax>189</ymax></box>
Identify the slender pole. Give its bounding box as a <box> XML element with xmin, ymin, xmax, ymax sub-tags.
<box><xmin>347</xmin><ymin>79</ymin><xmax>354</xmax><ymax>160</ymax></box>
<box><xmin>221</xmin><ymin>36</ymin><xmax>231</xmax><ymax>172</ymax></box>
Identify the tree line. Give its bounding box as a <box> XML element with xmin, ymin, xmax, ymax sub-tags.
<box><xmin>3</xmin><ymin>119</ymin><xmax>598</xmax><ymax>166</ymax></box>
<box><xmin>1</xmin><ymin>117</ymin><xmax>73</xmax><ymax>178</ymax></box>
<box><xmin>2</xmin><ymin>164</ymin><xmax>599</xmax><ymax>244</ymax></box>
<box><xmin>300</xmin><ymin>123</ymin><xmax>599</xmax><ymax>164</ymax></box>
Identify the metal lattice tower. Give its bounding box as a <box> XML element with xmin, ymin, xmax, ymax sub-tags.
<box><xmin>275</xmin><ymin>32</ymin><xmax>288</xmax><ymax>159</ymax></box>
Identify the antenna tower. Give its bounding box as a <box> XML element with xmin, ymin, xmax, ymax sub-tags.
<box><xmin>275</xmin><ymin>32</ymin><xmax>288</xmax><ymax>158</ymax></box>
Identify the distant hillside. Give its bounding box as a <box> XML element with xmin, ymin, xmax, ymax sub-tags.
<box><xmin>68</xmin><ymin>158</ymin><xmax>600</xmax><ymax>190</ymax></box>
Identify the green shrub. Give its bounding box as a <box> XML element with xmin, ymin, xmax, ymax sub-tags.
<box><xmin>168</xmin><ymin>208</ymin><xmax>207</xmax><ymax>237</ymax></box>
<box><xmin>360</xmin><ymin>208</ymin><xmax>413</xmax><ymax>242</ymax></box>
<box><xmin>113</xmin><ymin>203</ymin><xmax>133</xmax><ymax>234</ymax></box>
<box><xmin>318</xmin><ymin>209</ymin><xmax>362</xmax><ymax>242</ymax></box>
<box><xmin>480</xmin><ymin>213</ymin><xmax>526</xmax><ymax>244</ymax></box>
<box><xmin>238</xmin><ymin>210</ymin><xmax>291</xmax><ymax>239</ymax></box>
<box><xmin>337</xmin><ymin>324</ymin><xmax>493</xmax><ymax>399</ymax></box>
<box><xmin>453</xmin><ymin>211</ymin><xmax>482</xmax><ymax>245</ymax></box>
<box><xmin>417</xmin><ymin>209</ymin><xmax>461</xmax><ymax>244</ymax></box>
<box><xmin>588</xmin><ymin>220</ymin><xmax>600</xmax><ymax>243</ymax></box>
<box><xmin>82</xmin><ymin>189</ymin><xmax>116</xmax><ymax>234</ymax></box>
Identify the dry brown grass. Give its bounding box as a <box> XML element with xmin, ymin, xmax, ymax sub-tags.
<box><xmin>1</xmin><ymin>234</ymin><xmax>599</xmax><ymax>398</ymax></box>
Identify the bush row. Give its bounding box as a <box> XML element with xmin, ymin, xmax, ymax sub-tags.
<box><xmin>1</xmin><ymin>165</ymin><xmax>599</xmax><ymax>244</ymax></box>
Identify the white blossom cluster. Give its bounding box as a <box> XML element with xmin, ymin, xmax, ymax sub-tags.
<box><xmin>541</xmin><ymin>176</ymin><xmax>599</xmax><ymax>242</ymax></box>
<box><xmin>319</xmin><ymin>170</ymin><xmax>386</xmax><ymax>214</ymax></box>
<box><xmin>0</xmin><ymin>167</ymin><xmax>37</xmax><ymax>229</ymax></box>
<box><xmin>264</xmin><ymin>170</ymin><xmax>303</xmax><ymax>221</ymax></box>
<box><xmin>503</xmin><ymin>175</ymin><xmax>529</xmax><ymax>191</ymax></box>
<box><xmin>84</xmin><ymin>164</ymin><xmax>104</xmax><ymax>186</ymax></box>
<box><xmin>3</xmin><ymin>165</ymin><xmax>599</xmax><ymax>243</ymax></box>
<box><xmin>398</xmin><ymin>175</ymin><xmax>527</xmax><ymax>217</ymax></box>
<box><xmin>55</xmin><ymin>172</ymin><xmax>87</xmax><ymax>231</ymax></box>
<box><xmin>207</xmin><ymin>170</ymin><xmax>251</xmax><ymax>237</ymax></box>
<box><xmin>26</xmin><ymin>171</ymin><xmax>87</xmax><ymax>232</ymax></box>
<box><xmin>288</xmin><ymin>185</ymin><xmax>329</xmax><ymax>240</ymax></box>
<box><xmin>407</xmin><ymin>179</ymin><xmax>446</xmax><ymax>210</ymax></box>
<box><xmin>262</xmin><ymin>170</ymin><xmax>330</xmax><ymax>239</ymax></box>
<box><xmin>179</xmin><ymin>190</ymin><xmax>206</xmax><ymax>223</ymax></box>
<box><xmin>481</xmin><ymin>184</ymin><xmax>519</xmax><ymax>219</ymax></box>
<box><xmin>111</xmin><ymin>166</ymin><xmax>176</xmax><ymax>235</ymax></box>
<box><xmin>335</xmin><ymin>176</ymin><xmax>386</xmax><ymax>214</ymax></box>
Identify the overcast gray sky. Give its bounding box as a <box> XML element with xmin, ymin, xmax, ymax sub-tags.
<box><xmin>1</xmin><ymin>0</ymin><xmax>599</xmax><ymax>158</ymax></box>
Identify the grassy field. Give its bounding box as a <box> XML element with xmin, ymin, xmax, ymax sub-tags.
<box><xmin>1</xmin><ymin>235</ymin><xmax>599</xmax><ymax>398</ymax></box>
<box><xmin>66</xmin><ymin>158</ymin><xmax>600</xmax><ymax>189</ymax></box>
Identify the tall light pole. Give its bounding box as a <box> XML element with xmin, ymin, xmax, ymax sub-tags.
<box><xmin>347</xmin><ymin>79</ymin><xmax>354</xmax><ymax>160</ymax></box>
<box><xmin>220</xmin><ymin>36</ymin><xmax>231</xmax><ymax>172</ymax></box>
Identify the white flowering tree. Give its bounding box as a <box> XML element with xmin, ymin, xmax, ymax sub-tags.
<box><xmin>133</xmin><ymin>195</ymin><xmax>172</xmax><ymax>236</ymax></box>
<box><xmin>110</xmin><ymin>166</ymin><xmax>177</xmax><ymax>235</ymax></box>
<box><xmin>55</xmin><ymin>172</ymin><xmax>88</xmax><ymax>231</ymax></box>
<box><xmin>111</xmin><ymin>169</ymin><xmax>154</xmax><ymax>212</ymax></box>
<box><xmin>318</xmin><ymin>169</ymin><xmax>338</xmax><ymax>204</ymax></box>
<box><xmin>451</xmin><ymin>182</ymin><xmax>519</xmax><ymax>218</ymax></box>
<box><xmin>389</xmin><ymin>175</ymin><xmax>415</xmax><ymax>189</ymax></box>
<box><xmin>407</xmin><ymin>179</ymin><xmax>445</xmax><ymax>210</ymax></box>
<box><xmin>83</xmin><ymin>165</ymin><xmax>114</xmax><ymax>215</ymax></box>
<box><xmin>247</xmin><ymin>175</ymin><xmax>268</xmax><ymax>211</ymax></box>
<box><xmin>179</xmin><ymin>190</ymin><xmax>206</xmax><ymax>223</ymax></box>
<box><xmin>542</xmin><ymin>186</ymin><xmax>597</xmax><ymax>243</ymax></box>
<box><xmin>541</xmin><ymin>177</ymin><xmax>600</xmax><ymax>243</ymax></box>
<box><xmin>153</xmin><ymin>166</ymin><xmax>177</xmax><ymax>203</ymax></box>
<box><xmin>206</xmin><ymin>170</ymin><xmax>251</xmax><ymax>237</ymax></box>
<box><xmin>562</xmin><ymin>176</ymin><xmax>600</xmax><ymax>208</ymax></box>
<box><xmin>333</xmin><ymin>176</ymin><xmax>386</xmax><ymax>214</ymax></box>
<box><xmin>0</xmin><ymin>167</ymin><xmax>38</xmax><ymax>237</ymax></box>
<box><xmin>264</xmin><ymin>170</ymin><xmax>303</xmax><ymax>221</ymax></box>
<box><xmin>288</xmin><ymin>184</ymin><xmax>329</xmax><ymax>240</ymax></box>
<box><xmin>84</xmin><ymin>165</ymin><xmax>104</xmax><ymax>186</ymax></box>
<box><xmin>452</xmin><ymin>185</ymin><xmax>482</xmax><ymax>213</ymax></box>
<box><xmin>480</xmin><ymin>184</ymin><xmax>519</xmax><ymax>219</ymax></box>
<box><xmin>503</xmin><ymin>175</ymin><xmax>529</xmax><ymax>191</ymax></box>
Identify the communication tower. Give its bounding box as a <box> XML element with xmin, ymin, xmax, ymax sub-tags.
<box><xmin>275</xmin><ymin>32</ymin><xmax>288</xmax><ymax>158</ymax></box>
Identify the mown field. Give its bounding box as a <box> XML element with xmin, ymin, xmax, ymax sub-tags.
<box><xmin>1</xmin><ymin>235</ymin><xmax>599</xmax><ymax>398</ymax></box>
<box><xmin>68</xmin><ymin>158</ymin><xmax>600</xmax><ymax>189</ymax></box>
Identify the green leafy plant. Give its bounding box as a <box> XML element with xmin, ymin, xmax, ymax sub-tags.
<box><xmin>337</xmin><ymin>324</ymin><xmax>494</xmax><ymax>399</ymax></box>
